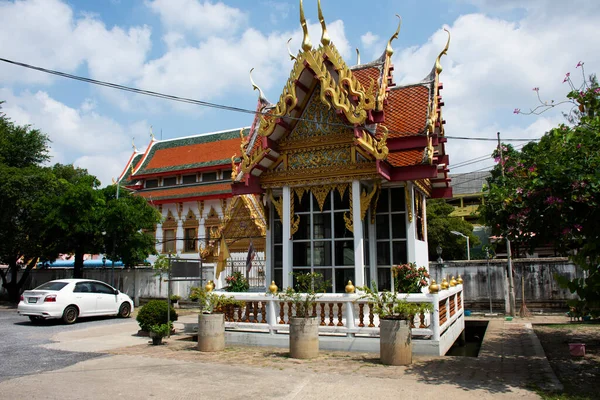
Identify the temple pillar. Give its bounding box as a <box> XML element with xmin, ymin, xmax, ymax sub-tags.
<box><xmin>352</xmin><ymin>180</ymin><xmax>365</xmax><ymax>287</ymax></box>
<box><xmin>368</xmin><ymin>217</ymin><xmax>377</xmax><ymax>286</ymax></box>
<box><xmin>406</xmin><ymin>183</ymin><xmax>416</xmax><ymax>263</ymax></box>
<box><xmin>282</xmin><ymin>186</ymin><xmax>292</xmax><ymax>289</ymax></box>
<box><xmin>265</xmin><ymin>221</ymin><xmax>272</xmax><ymax>287</ymax></box>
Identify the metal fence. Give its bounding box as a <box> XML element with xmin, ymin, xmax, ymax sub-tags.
<box><xmin>224</xmin><ymin>256</ymin><xmax>266</xmax><ymax>290</ymax></box>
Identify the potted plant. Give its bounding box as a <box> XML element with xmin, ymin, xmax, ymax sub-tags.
<box><xmin>358</xmin><ymin>282</ymin><xmax>433</xmax><ymax>366</ymax></box>
<box><xmin>224</xmin><ymin>271</ymin><xmax>250</xmax><ymax>292</ymax></box>
<box><xmin>197</xmin><ymin>288</ymin><xmax>244</xmax><ymax>352</ymax></box>
<box><xmin>136</xmin><ymin>300</ymin><xmax>178</xmax><ymax>336</ymax></box>
<box><xmin>278</xmin><ymin>272</ymin><xmax>331</xmax><ymax>359</ymax></box>
<box><xmin>149</xmin><ymin>322</ymin><xmax>172</xmax><ymax>345</ymax></box>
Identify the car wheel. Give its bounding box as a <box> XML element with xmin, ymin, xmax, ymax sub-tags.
<box><xmin>28</xmin><ymin>316</ymin><xmax>42</xmax><ymax>324</ymax></box>
<box><xmin>62</xmin><ymin>305</ymin><xmax>79</xmax><ymax>324</ymax></box>
<box><xmin>118</xmin><ymin>303</ymin><xmax>131</xmax><ymax>318</ymax></box>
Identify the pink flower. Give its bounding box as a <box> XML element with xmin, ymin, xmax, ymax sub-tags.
<box><xmin>574</xmin><ymin>224</ymin><xmax>583</xmax><ymax>231</ymax></box>
<box><xmin>577</xmin><ymin>143</ymin><xmax>582</xmax><ymax>149</ymax></box>
<box><xmin>516</xmin><ymin>187</ymin><xmax>523</xmax><ymax>194</ymax></box>
<box><xmin>595</xmin><ymin>88</ymin><xmax>600</xmax><ymax>94</ymax></box>
<box><xmin>528</xmin><ymin>166</ymin><xmax>535</xmax><ymax>172</ymax></box>
<box><xmin>576</xmin><ymin>61</ymin><xmax>583</xmax><ymax>68</ymax></box>
<box><xmin>563</xmin><ymin>72</ymin><xmax>570</xmax><ymax>83</ymax></box>
<box><xmin>513</xmin><ymin>108</ymin><xmax>520</xmax><ymax>114</ymax></box>
<box><xmin>562</xmin><ymin>228</ymin><xmax>571</xmax><ymax>235</ymax></box>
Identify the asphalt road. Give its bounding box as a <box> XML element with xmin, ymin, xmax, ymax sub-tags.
<box><xmin>0</xmin><ymin>307</ymin><xmax>130</xmax><ymax>383</ymax></box>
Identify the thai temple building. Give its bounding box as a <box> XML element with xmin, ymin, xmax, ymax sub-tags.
<box><xmin>118</xmin><ymin>1</ymin><xmax>452</xmax><ymax>294</ymax></box>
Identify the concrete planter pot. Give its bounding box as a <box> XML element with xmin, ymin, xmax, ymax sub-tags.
<box><xmin>197</xmin><ymin>313</ymin><xmax>225</xmax><ymax>352</ymax></box>
<box><xmin>289</xmin><ymin>317</ymin><xmax>319</xmax><ymax>359</ymax></box>
<box><xmin>149</xmin><ymin>332</ymin><xmax>163</xmax><ymax>346</ymax></box>
<box><xmin>380</xmin><ymin>319</ymin><xmax>412</xmax><ymax>365</ymax></box>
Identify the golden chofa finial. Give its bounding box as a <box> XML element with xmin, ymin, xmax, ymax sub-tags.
<box><xmin>149</xmin><ymin>125</ymin><xmax>155</xmax><ymax>141</ymax></box>
<box><xmin>131</xmin><ymin>137</ymin><xmax>137</xmax><ymax>152</ymax></box>
<box><xmin>287</xmin><ymin>38</ymin><xmax>297</xmax><ymax>61</ymax></box>
<box><xmin>356</xmin><ymin>48</ymin><xmax>361</xmax><ymax>65</ymax></box>
<box><xmin>317</xmin><ymin>0</ymin><xmax>330</xmax><ymax>46</ymax></box>
<box><xmin>385</xmin><ymin>14</ymin><xmax>402</xmax><ymax>56</ymax></box>
<box><xmin>435</xmin><ymin>28</ymin><xmax>451</xmax><ymax>74</ymax></box>
<box><xmin>249</xmin><ymin>68</ymin><xmax>267</xmax><ymax>102</ymax></box>
<box><xmin>299</xmin><ymin>0</ymin><xmax>312</xmax><ymax>51</ymax></box>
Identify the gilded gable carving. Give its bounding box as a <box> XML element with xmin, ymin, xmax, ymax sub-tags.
<box><xmin>162</xmin><ymin>209</ymin><xmax>177</xmax><ymax>229</ymax></box>
<box><xmin>183</xmin><ymin>208</ymin><xmax>199</xmax><ymax>228</ymax></box>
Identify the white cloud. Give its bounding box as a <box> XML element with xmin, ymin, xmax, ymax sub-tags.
<box><xmin>361</xmin><ymin>32</ymin><xmax>379</xmax><ymax>48</ymax></box>
<box><xmin>392</xmin><ymin>5</ymin><xmax>599</xmax><ymax>173</ymax></box>
<box><xmin>146</xmin><ymin>0</ymin><xmax>247</xmax><ymax>38</ymax></box>
<box><xmin>0</xmin><ymin>88</ymin><xmax>149</xmax><ymax>187</ymax></box>
<box><xmin>0</xmin><ymin>0</ymin><xmax>151</xmax><ymax>86</ymax></box>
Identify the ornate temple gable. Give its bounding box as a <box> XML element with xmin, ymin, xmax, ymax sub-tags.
<box><xmin>220</xmin><ymin>195</ymin><xmax>267</xmax><ymax>253</ymax></box>
<box><xmin>162</xmin><ymin>209</ymin><xmax>177</xmax><ymax>229</ymax></box>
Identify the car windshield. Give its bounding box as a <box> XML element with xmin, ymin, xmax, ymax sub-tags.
<box><xmin>34</xmin><ymin>282</ymin><xmax>68</xmax><ymax>291</ymax></box>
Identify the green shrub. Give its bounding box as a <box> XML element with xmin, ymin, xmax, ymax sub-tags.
<box><xmin>149</xmin><ymin>322</ymin><xmax>172</xmax><ymax>338</ymax></box>
<box><xmin>136</xmin><ymin>300</ymin><xmax>178</xmax><ymax>332</ymax></box>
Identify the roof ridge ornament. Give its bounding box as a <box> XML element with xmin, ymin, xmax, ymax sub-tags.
<box><xmin>149</xmin><ymin>125</ymin><xmax>155</xmax><ymax>141</ymax></box>
<box><xmin>435</xmin><ymin>28</ymin><xmax>451</xmax><ymax>74</ymax></box>
<box><xmin>299</xmin><ymin>0</ymin><xmax>312</xmax><ymax>51</ymax></box>
<box><xmin>132</xmin><ymin>137</ymin><xmax>137</xmax><ymax>152</ymax></box>
<box><xmin>287</xmin><ymin>38</ymin><xmax>297</xmax><ymax>60</ymax></box>
<box><xmin>249</xmin><ymin>68</ymin><xmax>269</xmax><ymax>106</ymax></box>
<box><xmin>356</xmin><ymin>48</ymin><xmax>361</xmax><ymax>65</ymax></box>
<box><xmin>317</xmin><ymin>0</ymin><xmax>330</xmax><ymax>46</ymax></box>
<box><xmin>385</xmin><ymin>14</ymin><xmax>402</xmax><ymax>56</ymax></box>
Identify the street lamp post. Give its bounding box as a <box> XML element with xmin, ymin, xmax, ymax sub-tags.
<box><xmin>450</xmin><ymin>231</ymin><xmax>470</xmax><ymax>261</ymax></box>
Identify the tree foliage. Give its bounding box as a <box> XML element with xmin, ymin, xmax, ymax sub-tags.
<box><xmin>482</xmin><ymin>73</ymin><xmax>600</xmax><ymax>315</ymax></box>
<box><xmin>426</xmin><ymin>199</ymin><xmax>480</xmax><ymax>261</ymax></box>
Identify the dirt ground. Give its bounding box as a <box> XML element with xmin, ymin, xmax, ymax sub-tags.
<box><xmin>534</xmin><ymin>323</ymin><xmax>600</xmax><ymax>399</ymax></box>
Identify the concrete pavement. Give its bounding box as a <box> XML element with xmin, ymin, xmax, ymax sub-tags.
<box><xmin>0</xmin><ymin>312</ymin><xmax>566</xmax><ymax>399</ymax></box>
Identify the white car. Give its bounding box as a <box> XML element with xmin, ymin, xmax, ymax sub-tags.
<box><xmin>18</xmin><ymin>279</ymin><xmax>134</xmax><ymax>324</ymax></box>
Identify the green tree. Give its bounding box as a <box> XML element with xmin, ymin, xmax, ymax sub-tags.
<box><xmin>482</xmin><ymin>73</ymin><xmax>600</xmax><ymax>315</ymax></box>
<box><xmin>0</xmin><ymin>103</ymin><xmax>56</xmax><ymax>301</ymax></box>
<box><xmin>426</xmin><ymin>199</ymin><xmax>480</xmax><ymax>261</ymax></box>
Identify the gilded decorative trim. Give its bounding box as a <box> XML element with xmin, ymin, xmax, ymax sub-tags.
<box><xmin>177</xmin><ymin>202</ymin><xmax>184</xmax><ymax>220</ymax></box>
<box><xmin>162</xmin><ymin>209</ymin><xmax>177</xmax><ymax>229</ymax></box>
<box><xmin>294</xmin><ymin>187</ymin><xmax>307</xmax><ymax>203</ymax></box>
<box><xmin>355</xmin><ymin>126</ymin><xmax>388</xmax><ymax>161</ymax></box>
<box><xmin>182</xmin><ymin>209</ymin><xmax>199</xmax><ymax>228</ymax></box>
<box><xmin>311</xmin><ymin>185</ymin><xmax>332</xmax><ymax>212</ymax></box>
<box><xmin>197</xmin><ymin>200</ymin><xmax>205</xmax><ymax>220</ymax></box>
<box><xmin>299</xmin><ymin>0</ymin><xmax>312</xmax><ymax>52</ymax></box>
<box><xmin>370</xmin><ymin>183</ymin><xmax>381</xmax><ymax>224</ymax></box>
<box><xmin>428</xmin><ymin>28</ymin><xmax>450</xmax><ymax>134</ymax></box>
<box><xmin>290</xmin><ymin>191</ymin><xmax>300</xmax><ymax>236</ymax></box>
<box><xmin>413</xmin><ymin>179</ymin><xmax>432</xmax><ymax>197</ymax></box>
<box><xmin>269</xmin><ymin>190</ymin><xmax>284</xmax><ymax>221</ymax></box>
<box><xmin>405</xmin><ymin>185</ymin><xmax>413</xmax><ymax>223</ymax></box>
<box><xmin>360</xmin><ymin>183</ymin><xmax>379</xmax><ymax>222</ymax></box>
<box><xmin>344</xmin><ymin>185</ymin><xmax>354</xmax><ymax>233</ymax></box>
<box><xmin>376</xmin><ymin>15</ymin><xmax>401</xmax><ymax>111</ymax></box>
<box><xmin>336</xmin><ymin>183</ymin><xmax>348</xmax><ymax>200</ymax></box>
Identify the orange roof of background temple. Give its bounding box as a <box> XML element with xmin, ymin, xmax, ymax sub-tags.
<box><xmin>138</xmin><ymin>182</ymin><xmax>232</xmax><ymax>202</ymax></box>
<box><xmin>351</xmin><ymin>65</ymin><xmax>381</xmax><ymax>97</ymax></box>
<box><xmin>132</xmin><ymin>128</ymin><xmax>249</xmax><ymax>176</ymax></box>
<box><xmin>386</xmin><ymin>149</ymin><xmax>424</xmax><ymax>167</ymax></box>
<box><xmin>382</xmin><ymin>85</ymin><xmax>430</xmax><ymax>138</ymax></box>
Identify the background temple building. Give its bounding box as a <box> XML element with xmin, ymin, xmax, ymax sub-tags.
<box><xmin>118</xmin><ymin>2</ymin><xmax>452</xmax><ymax>293</ymax></box>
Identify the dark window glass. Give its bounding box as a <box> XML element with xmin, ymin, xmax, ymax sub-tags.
<box><xmin>392</xmin><ymin>241</ymin><xmax>407</xmax><ymax>265</ymax></box>
<box><xmin>202</xmin><ymin>172</ymin><xmax>217</xmax><ymax>182</ymax></box>
<box><xmin>376</xmin><ymin>189</ymin><xmax>389</xmax><ymax>213</ymax></box>
<box><xmin>376</xmin><ymin>215</ymin><xmax>390</xmax><ymax>239</ymax></box>
<box><xmin>274</xmin><ymin>245</ymin><xmax>283</xmax><ymax>268</ymax></box>
<box><xmin>335</xmin><ymin>268</ymin><xmax>354</xmax><ymax>293</ymax></box>
<box><xmin>293</xmin><ymin>242</ymin><xmax>310</xmax><ymax>267</ymax></box>
<box><xmin>391</xmin><ymin>214</ymin><xmax>406</xmax><ymax>239</ymax></box>
<box><xmin>313</xmin><ymin>213</ymin><xmax>331</xmax><ymax>239</ymax></box>
<box><xmin>92</xmin><ymin>282</ymin><xmax>115</xmax><ymax>294</ymax></box>
<box><xmin>390</xmin><ymin>187</ymin><xmax>405</xmax><ymax>212</ymax></box>
<box><xmin>163</xmin><ymin>176</ymin><xmax>177</xmax><ymax>186</ymax></box>
<box><xmin>377</xmin><ymin>268</ymin><xmax>392</xmax><ymax>291</ymax></box>
<box><xmin>182</xmin><ymin>174</ymin><xmax>196</xmax><ymax>184</ymax></box>
<box><xmin>334</xmin><ymin>212</ymin><xmax>352</xmax><ymax>239</ymax></box>
<box><xmin>35</xmin><ymin>281</ymin><xmax>68</xmax><ymax>291</ymax></box>
<box><xmin>313</xmin><ymin>241</ymin><xmax>331</xmax><ymax>266</ymax></box>
<box><xmin>364</xmin><ymin>239</ymin><xmax>370</xmax><ymax>264</ymax></box>
<box><xmin>376</xmin><ymin>242</ymin><xmax>390</xmax><ymax>266</ymax></box>
<box><xmin>364</xmin><ymin>267</ymin><xmax>371</xmax><ymax>286</ymax></box>
<box><xmin>184</xmin><ymin>228</ymin><xmax>197</xmax><ymax>252</ymax></box>
<box><xmin>222</xmin><ymin>170</ymin><xmax>232</xmax><ymax>180</ymax></box>
<box><xmin>293</xmin><ymin>214</ymin><xmax>310</xmax><ymax>240</ymax></box>
<box><xmin>164</xmin><ymin>229</ymin><xmax>176</xmax><ymax>253</ymax></box>
<box><xmin>333</xmin><ymin>189</ymin><xmax>350</xmax><ymax>209</ymax></box>
<box><xmin>335</xmin><ymin>241</ymin><xmax>354</xmax><ymax>266</ymax></box>
<box><xmin>273</xmin><ymin>220</ymin><xmax>283</xmax><ymax>244</ymax></box>
<box><xmin>273</xmin><ymin>269</ymin><xmax>283</xmax><ymax>289</ymax></box>
<box><xmin>145</xmin><ymin>179</ymin><xmax>158</xmax><ymax>188</ymax></box>
<box><xmin>313</xmin><ymin>269</ymin><xmax>333</xmax><ymax>293</ymax></box>
<box><xmin>294</xmin><ymin>191</ymin><xmax>310</xmax><ymax>213</ymax></box>
<box><xmin>74</xmin><ymin>282</ymin><xmax>93</xmax><ymax>293</ymax></box>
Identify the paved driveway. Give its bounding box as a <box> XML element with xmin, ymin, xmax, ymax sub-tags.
<box><xmin>0</xmin><ymin>307</ymin><xmax>132</xmax><ymax>383</ymax></box>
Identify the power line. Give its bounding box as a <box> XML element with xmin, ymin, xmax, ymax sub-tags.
<box><xmin>0</xmin><ymin>57</ymin><xmax>540</xmax><ymax>143</ymax></box>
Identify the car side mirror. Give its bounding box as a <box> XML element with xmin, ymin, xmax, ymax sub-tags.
<box><xmin>114</xmin><ymin>289</ymin><xmax>119</xmax><ymax>295</ymax></box>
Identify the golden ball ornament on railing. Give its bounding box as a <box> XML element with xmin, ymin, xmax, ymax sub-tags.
<box><xmin>457</xmin><ymin>275</ymin><xmax>464</xmax><ymax>284</ymax></box>
<box><xmin>450</xmin><ymin>276</ymin><xmax>457</xmax><ymax>287</ymax></box>
<box><xmin>345</xmin><ymin>280</ymin><xmax>355</xmax><ymax>293</ymax></box>
<box><xmin>441</xmin><ymin>278</ymin><xmax>449</xmax><ymax>290</ymax></box>
<box><xmin>205</xmin><ymin>280</ymin><xmax>214</xmax><ymax>292</ymax></box>
<box><xmin>268</xmin><ymin>281</ymin><xmax>278</xmax><ymax>294</ymax></box>
<box><xmin>428</xmin><ymin>280</ymin><xmax>440</xmax><ymax>293</ymax></box>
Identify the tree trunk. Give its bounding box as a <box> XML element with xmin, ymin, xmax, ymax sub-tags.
<box><xmin>73</xmin><ymin>251</ymin><xmax>84</xmax><ymax>279</ymax></box>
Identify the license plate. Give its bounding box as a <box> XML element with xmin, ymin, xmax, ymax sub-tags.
<box><xmin>28</xmin><ymin>298</ymin><xmax>37</xmax><ymax>303</ymax></box>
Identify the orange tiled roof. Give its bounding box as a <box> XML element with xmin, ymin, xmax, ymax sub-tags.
<box><xmin>138</xmin><ymin>182</ymin><xmax>232</xmax><ymax>202</ymax></box>
<box><xmin>134</xmin><ymin>128</ymin><xmax>248</xmax><ymax>176</ymax></box>
<box><xmin>386</xmin><ymin>149</ymin><xmax>424</xmax><ymax>167</ymax></box>
<box><xmin>352</xmin><ymin>66</ymin><xmax>381</xmax><ymax>96</ymax></box>
<box><xmin>382</xmin><ymin>85</ymin><xmax>430</xmax><ymax>138</ymax></box>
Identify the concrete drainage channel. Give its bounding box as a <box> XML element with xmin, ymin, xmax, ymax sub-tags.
<box><xmin>445</xmin><ymin>320</ymin><xmax>488</xmax><ymax>357</ymax></box>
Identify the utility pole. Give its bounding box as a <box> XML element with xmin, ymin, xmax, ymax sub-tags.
<box><xmin>497</xmin><ymin>132</ymin><xmax>516</xmax><ymax>317</ymax></box>
<box><xmin>111</xmin><ymin>180</ymin><xmax>120</xmax><ymax>289</ymax></box>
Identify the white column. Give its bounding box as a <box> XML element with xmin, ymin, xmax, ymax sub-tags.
<box><xmin>352</xmin><ymin>180</ymin><xmax>365</xmax><ymax>287</ymax></box>
<box><xmin>405</xmin><ymin>183</ymin><xmax>416</xmax><ymax>263</ymax></box>
<box><xmin>368</xmin><ymin>213</ymin><xmax>377</xmax><ymax>286</ymax></box>
<box><xmin>282</xmin><ymin>186</ymin><xmax>292</xmax><ymax>289</ymax></box>
<box><xmin>265</xmin><ymin>220</ymin><xmax>273</xmax><ymax>287</ymax></box>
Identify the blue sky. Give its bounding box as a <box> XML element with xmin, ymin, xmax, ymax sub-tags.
<box><xmin>1</xmin><ymin>0</ymin><xmax>598</xmax><ymax>187</ymax></box>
